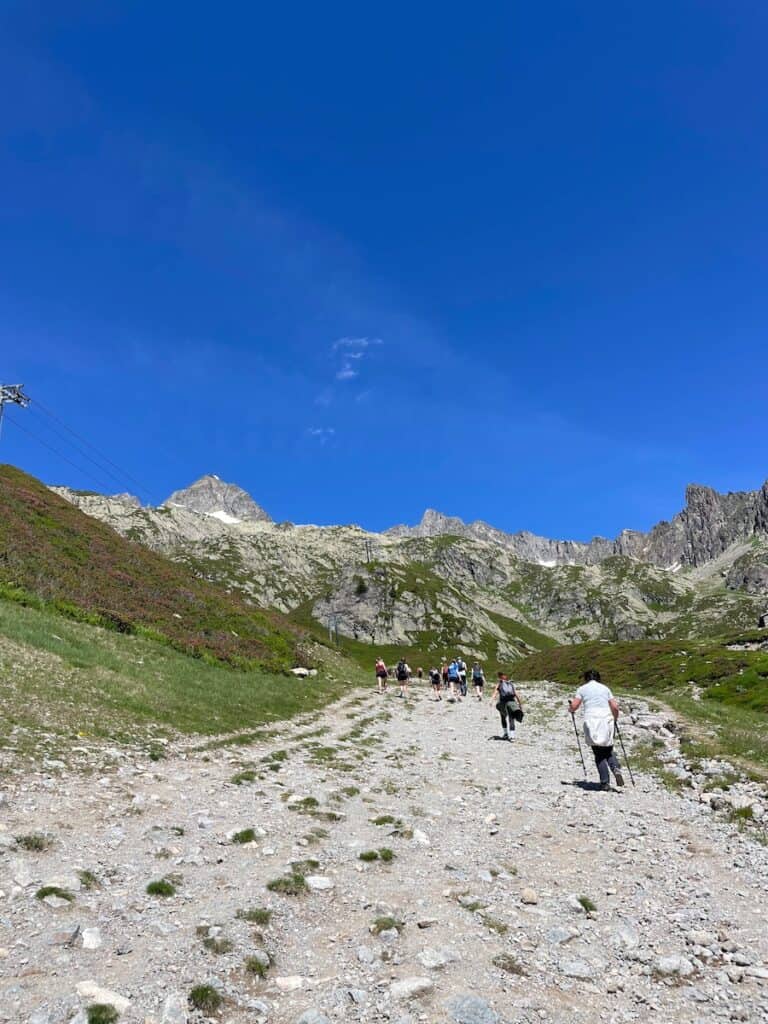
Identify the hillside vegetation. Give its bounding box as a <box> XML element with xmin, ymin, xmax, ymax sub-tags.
<box><xmin>0</xmin><ymin>598</ymin><xmax>358</xmax><ymax>759</ymax></box>
<box><xmin>0</xmin><ymin>465</ymin><xmax>304</xmax><ymax>671</ymax></box>
<box><xmin>516</xmin><ymin>631</ymin><xmax>768</xmax><ymax>772</ymax></box>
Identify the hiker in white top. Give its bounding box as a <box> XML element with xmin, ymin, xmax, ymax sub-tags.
<box><xmin>568</xmin><ymin>669</ymin><xmax>624</xmax><ymax>790</ymax></box>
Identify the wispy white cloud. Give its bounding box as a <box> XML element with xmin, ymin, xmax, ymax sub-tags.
<box><xmin>332</xmin><ymin>336</ymin><xmax>382</xmax><ymax>351</ymax></box>
<box><xmin>336</xmin><ymin>363</ymin><xmax>359</xmax><ymax>381</ymax></box>
<box><xmin>355</xmin><ymin>390</ymin><xmax>371</xmax><ymax>403</ymax></box>
<box><xmin>314</xmin><ymin>388</ymin><xmax>333</xmax><ymax>407</ymax></box>
<box><xmin>307</xmin><ymin>426</ymin><xmax>335</xmax><ymax>444</ymax></box>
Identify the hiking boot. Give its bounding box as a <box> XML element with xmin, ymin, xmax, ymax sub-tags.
<box><xmin>613</xmin><ymin>770</ymin><xmax>625</xmax><ymax>787</ymax></box>
<box><xmin>600</xmin><ymin>782</ymin><xmax>611</xmax><ymax>792</ymax></box>
<box><xmin>502</xmin><ymin>730</ymin><xmax>509</xmax><ymax>740</ymax></box>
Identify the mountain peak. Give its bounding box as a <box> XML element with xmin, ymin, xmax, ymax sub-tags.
<box><xmin>164</xmin><ymin>475</ymin><xmax>271</xmax><ymax>524</ymax></box>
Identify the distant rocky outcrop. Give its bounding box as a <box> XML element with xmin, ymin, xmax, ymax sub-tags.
<box><xmin>164</xmin><ymin>474</ymin><xmax>272</xmax><ymax>524</ymax></box>
<box><xmin>389</xmin><ymin>480</ymin><xmax>768</xmax><ymax>569</ymax></box>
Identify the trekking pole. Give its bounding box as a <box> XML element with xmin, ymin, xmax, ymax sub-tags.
<box><xmin>570</xmin><ymin>709</ymin><xmax>587</xmax><ymax>778</ymax></box>
<box><xmin>614</xmin><ymin>720</ymin><xmax>636</xmax><ymax>787</ymax></box>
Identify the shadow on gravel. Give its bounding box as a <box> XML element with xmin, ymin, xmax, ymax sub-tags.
<box><xmin>488</xmin><ymin>735</ymin><xmax>512</xmax><ymax>742</ymax></box>
<box><xmin>561</xmin><ymin>779</ymin><xmax>616</xmax><ymax>792</ymax></box>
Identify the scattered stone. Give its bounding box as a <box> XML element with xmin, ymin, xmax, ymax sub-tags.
<box><xmin>276</xmin><ymin>976</ymin><xmax>306</xmax><ymax>992</ymax></box>
<box><xmin>74</xmin><ymin>981</ymin><xmax>130</xmax><ymax>1013</ymax></box>
<box><xmin>446</xmin><ymin>993</ymin><xmax>500</xmax><ymax>1024</ymax></box>
<box><xmin>417</xmin><ymin>918</ymin><xmax>438</xmax><ymax>929</ymax></box>
<box><xmin>560</xmin><ymin>958</ymin><xmax>593</xmax><ymax>979</ymax></box>
<box><xmin>520</xmin><ymin>887</ymin><xmax>538</xmax><ymax>905</ymax></box>
<box><xmin>417</xmin><ymin>946</ymin><xmax>459</xmax><ymax>969</ymax></box>
<box><xmin>160</xmin><ymin>992</ymin><xmax>188</xmax><ymax>1024</ymax></box>
<box><xmin>389</xmin><ymin>976</ymin><xmax>434</xmax><ymax>1000</ymax></box>
<box><xmin>48</xmin><ymin>925</ymin><xmax>80</xmax><ymax>947</ymax></box>
<box><xmin>654</xmin><ymin>955</ymin><xmax>695</xmax><ymax>978</ymax></box>
<box><xmin>305</xmin><ymin>875</ymin><xmax>334</xmax><ymax>892</ymax></box>
<box><xmin>296</xmin><ymin>1011</ymin><xmax>330</xmax><ymax>1024</ymax></box>
<box><xmin>81</xmin><ymin>927</ymin><xmax>102</xmax><ymax>951</ymax></box>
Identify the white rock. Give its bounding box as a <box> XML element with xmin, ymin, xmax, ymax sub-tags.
<box><xmin>412</xmin><ymin>829</ymin><xmax>430</xmax><ymax>846</ymax></box>
<box><xmin>654</xmin><ymin>955</ymin><xmax>695</xmax><ymax>977</ymax></box>
<box><xmin>75</xmin><ymin>981</ymin><xmax>130</xmax><ymax>1013</ymax></box>
<box><xmin>418</xmin><ymin>947</ymin><xmax>459</xmax><ymax>969</ymax></box>
<box><xmin>276</xmin><ymin>976</ymin><xmax>305</xmax><ymax>992</ymax></box>
<box><xmin>296</xmin><ymin>1011</ymin><xmax>330</xmax><ymax>1024</ymax></box>
<box><xmin>81</xmin><ymin>928</ymin><xmax>102</xmax><ymax>951</ymax></box>
<box><xmin>305</xmin><ymin>875</ymin><xmax>334</xmax><ymax>891</ymax></box>
<box><xmin>560</xmin><ymin>958</ymin><xmax>593</xmax><ymax>979</ymax></box>
<box><xmin>161</xmin><ymin>992</ymin><xmax>188</xmax><ymax>1024</ymax></box>
<box><xmin>390</xmin><ymin>976</ymin><xmax>434</xmax><ymax>1000</ymax></box>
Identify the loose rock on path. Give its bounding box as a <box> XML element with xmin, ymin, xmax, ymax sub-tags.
<box><xmin>2</xmin><ymin>682</ymin><xmax>768</xmax><ymax>1023</ymax></box>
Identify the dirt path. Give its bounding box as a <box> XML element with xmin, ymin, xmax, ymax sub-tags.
<box><xmin>3</xmin><ymin>683</ymin><xmax>768</xmax><ymax>1024</ymax></box>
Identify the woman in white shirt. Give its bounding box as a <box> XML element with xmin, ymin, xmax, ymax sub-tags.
<box><xmin>568</xmin><ymin>669</ymin><xmax>624</xmax><ymax>790</ymax></box>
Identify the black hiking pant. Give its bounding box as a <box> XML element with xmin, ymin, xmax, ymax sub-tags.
<box><xmin>592</xmin><ymin>744</ymin><xmax>621</xmax><ymax>786</ymax></box>
<box><xmin>497</xmin><ymin>699</ymin><xmax>518</xmax><ymax>732</ymax></box>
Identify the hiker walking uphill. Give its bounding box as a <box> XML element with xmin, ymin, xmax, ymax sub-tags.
<box><xmin>395</xmin><ymin>657</ymin><xmax>411</xmax><ymax>700</ymax></box>
<box><xmin>491</xmin><ymin>672</ymin><xmax>523</xmax><ymax>739</ymax></box>
<box><xmin>374</xmin><ymin>657</ymin><xmax>388</xmax><ymax>695</ymax></box>
<box><xmin>429</xmin><ymin>666</ymin><xmax>443</xmax><ymax>700</ymax></box>
<box><xmin>472</xmin><ymin>661</ymin><xmax>485</xmax><ymax>701</ymax></box>
<box><xmin>446</xmin><ymin>658</ymin><xmax>462</xmax><ymax>701</ymax></box>
<box><xmin>457</xmin><ymin>656</ymin><xmax>468</xmax><ymax>698</ymax></box>
<box><xmin>568</xmin><ymin>669</ymin><xmax>625</xmax><ymax>790</ymax></box>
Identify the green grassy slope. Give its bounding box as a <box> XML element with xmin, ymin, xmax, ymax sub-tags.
<box><xmin>0</xmin><ymin>597</ymin><xmax>359</xmax><ymax>754</ymax></box>
<box><xmin>0</xmin><ymin>465</ymin><xmax>303</xmax><ymax>671</ymax></box>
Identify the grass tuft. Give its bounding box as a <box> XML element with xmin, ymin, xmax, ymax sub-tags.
<box><xmin>266</xmin><ymin>873</ymin><xmax>307</xmax><ymax>896</ymax></box>
<box><xmin>188</xmin><ymin>985</ymin><xmax>222</xmax><ymax>1013</ymax></box>
<box><xmin>16</xmin><ymin>833</ymin><xmax>52</xmax><ymax>852</ymax></box>
<box><xmin>372</xmin><ymin>915</ymin><xmax>404</xmax><ymax>934</ymax></box>
<box><xmin>236</xmin><ymin>907</ymin><xmax>272</xmax><ymax>925</ymax></box>
<box><xmin>577</xmin><ymin>895</ymin><xmax>597</xmax><ymax>913</ymax></box>
<box><xmin>231</xmin><ymin>828</ymin><xmax>257</xmax><ymax>844</ymax></box>
<box><xmin>86</xmin><ymin>1006</ymin><xmax>119</xmax><ymax>1024</ymax></box>
<box><xmin>35</xmin><ymin>885</ymin><xmax>74</xmax><ymax>902</ymax></box>
<box><xmin>78</xmin><ymin>869</ymin><xmax>99</xmax><ymax>891</ymax></box>
<box><xmin>146</xmin><ymin>878</ymin><xmax>175</xmax><ymax>897</ymax></box>
<box><xmin>202</xmin><ymin>936</ymin><xmax>234</xmax><ymax>954</ymax></box>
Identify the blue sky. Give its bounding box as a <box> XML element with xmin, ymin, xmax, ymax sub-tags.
<box><xmin>1</xmin><ymin>2</ymin><xmax>766</xmax><ymax>538</ymax></box>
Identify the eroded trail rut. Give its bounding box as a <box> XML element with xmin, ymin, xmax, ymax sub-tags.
<box><xmin>3</xmin><ymin>683</ymin><xmax>768</xmax><ymax>1024</ymax></box>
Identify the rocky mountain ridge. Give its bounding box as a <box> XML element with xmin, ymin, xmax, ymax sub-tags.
<box><xmin>389</xmin><ymin>481</ymin><xmax>768</xmax><ymax>569</ymax></box>
<box><xmin>48</xmin><ymin>471</ymin><xmax>768</xmax><ymax>660</ymax></box>
<box><xmin>165</xmin><ymin>474</ymin><xmax>272</xmax><ymax>524</ymax></box>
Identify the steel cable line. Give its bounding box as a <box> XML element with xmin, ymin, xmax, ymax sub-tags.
<box><xmin>3</xmin><ymin>413</ymin><xmax>123</xmax><ymax>494</ymax></box>
<box><xmin>25</xmin><ymin>405</ymin><xmax>144</xmax><ymax>497</ymax></box>
<box><xmin>30</xmin><ymin>398</ymin><xmax>153</xmax><ymax>501</ymax></box>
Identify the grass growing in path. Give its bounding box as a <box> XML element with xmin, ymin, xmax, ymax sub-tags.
<box><xmin>15</xmin><ymin>833</ymin><xmax>52</xmax><ymax>852</ymax></box>
<box><xmin>35</xmin><ymin>885</ymin><xmax>74</xmax><ymax>902</ymax></box>
<box><xmin>266</xmin><ymin>872</ymin><xmax>308</xmax><ymax>896</ymax></box>
<box><xmin>146</xmin><ymin>879</ymin><xmax>175</xmax><ymax>897</ymax></box>
<box><xmin>188</xmin><ymin>985</ymin><xmax>222</xmax><ymax>1014</ymax></box>
<box><xmin>236</xmin><ymin>907</ymin><xmax>272</xmax><ymax>925</ymax></box>
<box><xmin>86</xmin><ymin>1007</ymin><xmax>119</xmax><ymax>1024</ymax></box>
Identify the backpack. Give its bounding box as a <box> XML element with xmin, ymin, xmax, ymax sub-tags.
<box><xmin>457</xmin><ymin>659</ymin><xmax>466</xmax><ymax>674</ymax></box>
<box><xmin>396</xmin><ymin>660</ymin><xmax>409</xmax><ymax>681</ymax></box>
<box><xmin>472</xmin><ymin>666</ymin><xmax>483</xmax><ymax>681</ymax></box>
<box><xmin>499</xmin><ymin>679</ymin><xmax>516</xmax><ymax>701</ymax></box>
<box><xmin>447</xmin><ymin>662</ymin><xmax>459</xmax><ymax>680</ymax></box>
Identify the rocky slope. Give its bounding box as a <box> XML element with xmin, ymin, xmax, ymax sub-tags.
<box><xmin>390</xmin><ymin>481</ymin><xmax>768</xmax><ymax>569</ymax></box>
<box><xmin>165</xmin><ymin>474</ymin><xmax>272</xmax><ymax>524</ymax></box>
<box><xmin>5</xmin><ymin>685</ymin><xmax>768</xmax><ymax>1024</ymax></box>
<box><xmin>50</xmin><ymin>474</ymin><xmax>768</xmax><ymax>659</ymax></box>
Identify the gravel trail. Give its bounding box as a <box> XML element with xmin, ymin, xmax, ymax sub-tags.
<box><xmin>3</xmin><ymin>682</ymin><xmax>768</xmax><ymax>1024</ymax></box>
